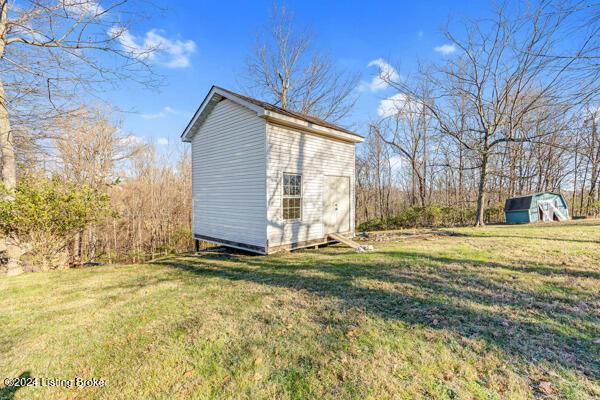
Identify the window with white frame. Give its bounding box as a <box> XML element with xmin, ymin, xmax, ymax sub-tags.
<box><xmin>282</xmin><ymin>173</ymin><xmax>302</xmax><ymax>220</ymax></box>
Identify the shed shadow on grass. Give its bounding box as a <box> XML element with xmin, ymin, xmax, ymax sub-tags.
<box><xmin>152</xmin><ymin>252</ymin><xmax>600</xmax><ymax>382</ymax></box>
<box><xmin>0</xmin><ymin>371</ymin><xmax>31</xmax><ymax>400</ymax></box>
<box><xmin>382</xmin><ymin>250</ymin><xmax>600</xmax><ymax>281</ymax></box>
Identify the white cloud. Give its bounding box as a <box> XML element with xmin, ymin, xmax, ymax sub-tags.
<box><xmin>377</xmin><ymin>93</ymin><xmax>422</xmax><ymax>118</ymax></box>
<box><xmin>157</xmin><ymin>137</ymin><xmax>169</xmax><ymax>146</ymax></box>
<box><xmin>121</xmin><ymin>135</ymin><xmax>145</xmax><ymax>146</ymax></box>
<box><xmin>417</xmin><ymin>30</ymin><xmax>424</xmax><ymax>38</ymax></box>
<box><xmin>109</xmin><ymin>27</ymin><xmax>196</xmax><ymax>68</ymax></box>
<box><xmin>434</xmin><ymin>43</ymin><xmax>457</xmax><ymax>55</ymax></box>
<box><xmin>61</xmin><ymin>0</ymin><xmax>104</xmax><ymax>16</ymax></box>
<box><xmin>359</xmin><ymin>58</ymin><xmax>400</xmax><ymax>92</ymax></box>
<box><xmin>141</xmin><ymin>111</ymin><xmax>166</xmax><ymax>120</ymax></box>
<box><xmin>141</xmin><ymin>106</ymin><xmax>185</xmax><ymax>120</ymax></box>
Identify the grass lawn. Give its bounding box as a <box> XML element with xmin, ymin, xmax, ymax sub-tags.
<box><xmin>1</xmin><ymin>220</ymin><xmax>599</xmax><ymax>399</ymax></box>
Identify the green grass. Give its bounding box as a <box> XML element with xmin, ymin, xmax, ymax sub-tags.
<box><xmin>1</xmin><ymin>220</ymin><xmax>599</xmax><ymax>399</ymax></box>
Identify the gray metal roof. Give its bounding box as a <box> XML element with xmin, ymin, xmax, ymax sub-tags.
<box><xmin>181</xmin><ymin>85</ymin><xmax>363</xmax><ymax>142</ymax></box>
<box><xmin>215</xmin><ymin>87</ymin><xmax>362</xmax><ymax>138</ymax></box>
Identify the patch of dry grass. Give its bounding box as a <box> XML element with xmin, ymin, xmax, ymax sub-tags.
<box><xmin>1</xmin><ymin>220</ymin><xmax>599</xmax><ymax>399</ymax></box>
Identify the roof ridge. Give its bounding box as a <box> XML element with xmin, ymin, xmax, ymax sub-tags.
<box><xmin>213</xmin><ymin>85</ymin><xmax>362</xmax><ymax>138</ymax></box>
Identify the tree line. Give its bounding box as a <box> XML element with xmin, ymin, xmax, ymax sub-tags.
<box><xmin>0</xmin><ymin>1</ymin><xmax>598</xmax><ymax>274</ymax></box>
<box><xmin>1</xmin><ymin>106</ymin><xmax>193</xmax><ymax>271</ymax></box>
<box><xmin>356</xmin><ymin>1</ymin><xmax>599</xmax><ymax>228</ymax></box>
<box><xmin>241</xmin><ymin>1</ymin><xmax>599</xmax><ymax>228</ymax></box>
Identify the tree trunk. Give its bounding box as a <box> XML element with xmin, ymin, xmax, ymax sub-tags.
<box><xmin>458</xmin><ymin>145</ymin><xmax>464</xmax><ymax>205</ymax></box>
<box><xmin>588</xmin><ymin>166</ymin><xmax>598</xmax><ymax>211</ymax></box>
<box><xmin>0</xmin><ymin>99</ymin><xmax>14</xmax><ymax>191</ymax></box>
<box><xmin>586</xmin><ymin>118</ymin><xmax>599</xmax><ymax>212</ymax></box>
<box><xmin>418</xmin><ymin>174</ymin><xmax>426</xmax><ymax>207</ymax></box>
<box><xmin>422</xmin><ymin>118</ymin><xmax>428</xmax><ymax>204</ymax></box>
<box><xmin>0</xmin><ymin>1</ymin><xmax>22</xmax><ymax>275</ymax></box>
<box><xmin>410</xmin><ymin>159</ymin><xmax>417</xmax><ymax>206</ymax></box>
<box><xmin>0</xmin><ymin>4</ymin><xmax>12</xmax><ymax>191</ymax></box>
<box><xmin>475</xmin><ymin>152</ymin><xmax>489</xmax><ymax>226</ymax></box>
<box><xmin>71</xmin><ymin>229</ymin><xmax>84</xmax><ymax>265</ymax></box>
<box><xmin>88</xmin><ymin>225</ymin><xmax>97</xmax><ymax>262</ymax></box>
<box><xmin>0</xmin><ymin>89</ymin><xmax>21</xmax><ymax>276</ymax></box>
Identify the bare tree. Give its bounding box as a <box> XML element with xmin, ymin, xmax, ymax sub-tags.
<box><xmin>243</xmin><ymin>3</ymin><xmax>358</xmax><ymax>122</ymax></box>
<box><xmin>376</xmin><ymin>90</ymin><xmax>431</xmax><ymax>207</ymax></box>
<box><xmin>381</xmin><ymin>1</ymin><xmax>590</xmax><ymax>225</ymax></box>
<box><xmin>54</xmin><ymin>106</ymin><xmax>145</xmax><ymax>262</ymax></box>
<box><xmin>0</xmin><ymin>0</ymin><xmax>156</xmax><ymax>275</ymax></box>
<box><xmin>364</xmin><ymin>127</ymin><xmax>393</xmax><ymax>218</ymax></box>
<box><xmin>580</xmin><ymin>106</ymin><xmax>600</xmax><ymax>213</ymax></box>
<box><xmin>98</xmin><ymin>145</ymin><xmax>193</xmax><ymax>263</ymax></box>
<box><xmin>55</xmin><ymin>107</ymin><xmax>145</xmax><ymax>187</ymax></box>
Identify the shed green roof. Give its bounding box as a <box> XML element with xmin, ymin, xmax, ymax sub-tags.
<box><xmin>504</xmin><ymin>195</ymin><xmax>532</xmax><ymax>212</ymax></box>
<box><xmin>504</xmin><ymin>192</ymin><xmax>564</xmax><ymax>212</ymax></box>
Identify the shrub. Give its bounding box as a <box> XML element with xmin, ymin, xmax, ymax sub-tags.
<box><xmin>484</xmin><ymin>204</ymin><xmax>505</xmax><ymax>224</ymax></box>
<box><xmin>357</xmin><ymin>218</ymin><xmax>387</xmax><ymax>232</ymax></box>
<box><xmin>157</xmin><ymin>227</ymin><xmax>194</xmax><ymax>254</ymax></box>
<box><xmin>358</xmin><ymin>203</ymin><xmax>505</xmax><ymax>231</ymax></box>
<box><xmin>0</xmin><ymin>177</ymin><xmax>111</xmax><ymax>271</ymax></box>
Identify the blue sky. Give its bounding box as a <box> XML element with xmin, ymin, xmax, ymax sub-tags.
<box><xmin>109</xmin><ymin>0</ymin><xmax>489</xmax><ymax>149</ymax></box>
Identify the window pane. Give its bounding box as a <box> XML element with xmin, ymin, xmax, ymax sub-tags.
<box><xmin>283</xmin><ymin>174</ymin><xmax>301</xmax><ymax>195</ymax></box>
<box><xmin>282</xmin><ymin>174</ymin><xmax>302</xmax><ymax>220</ymax></box>
<box><xmin>290</xmin><ymin>207</ymin><xmax>298</xmax><ymax>219</ymax></box>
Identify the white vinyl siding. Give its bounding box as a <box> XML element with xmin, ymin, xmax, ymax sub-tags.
<box><xmin>266</xmin><ymin>122</ymin><xmax>355</xmax><ymax>247</ymax></box>
<box><xmin>191</xmin><ymin>99</ymin><xmax>267</xmax><ymax>248</ymax></box>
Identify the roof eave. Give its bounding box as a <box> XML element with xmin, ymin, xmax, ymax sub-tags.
<box><xmin>264</xmin><ymin>110</ymin><xmax>364</xmax><ymax>143</ymax></box>
<box><xmin>181</xmin><ymin>86</ymin><xmax>364</xmax><ymax>144</ymax></box>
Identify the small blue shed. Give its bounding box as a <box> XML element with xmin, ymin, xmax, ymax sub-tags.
<box><xmin>504</xmin><ymin>192</ymin><xmax>569</xmax><ymax>224</ymax></box>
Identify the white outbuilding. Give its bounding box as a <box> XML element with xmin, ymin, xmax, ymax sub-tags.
<box><xmin>181</xmin><ymin>86</ymin><xmax>363</xmax><ymax>254</ymax></box>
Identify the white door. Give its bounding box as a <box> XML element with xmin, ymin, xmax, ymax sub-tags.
<box><xmin>323</xmin><ymin>176</ymin><xmax>350</xmax><ymax>234</ymax></box>
<box><xmin>538</xmin><ymin>200</ymin><xmax>553</xmax><ymax>222</ymax></box>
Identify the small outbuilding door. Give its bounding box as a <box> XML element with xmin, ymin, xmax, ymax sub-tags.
<box><xmin>324</xmin><ymin>176</ymin><xmax>350</xmax><ymax>234</ymax></box>
<box><xmin>539</xmin><ymin>200</ymin><xmax>553</xmax><ymax>222</ymax></box>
